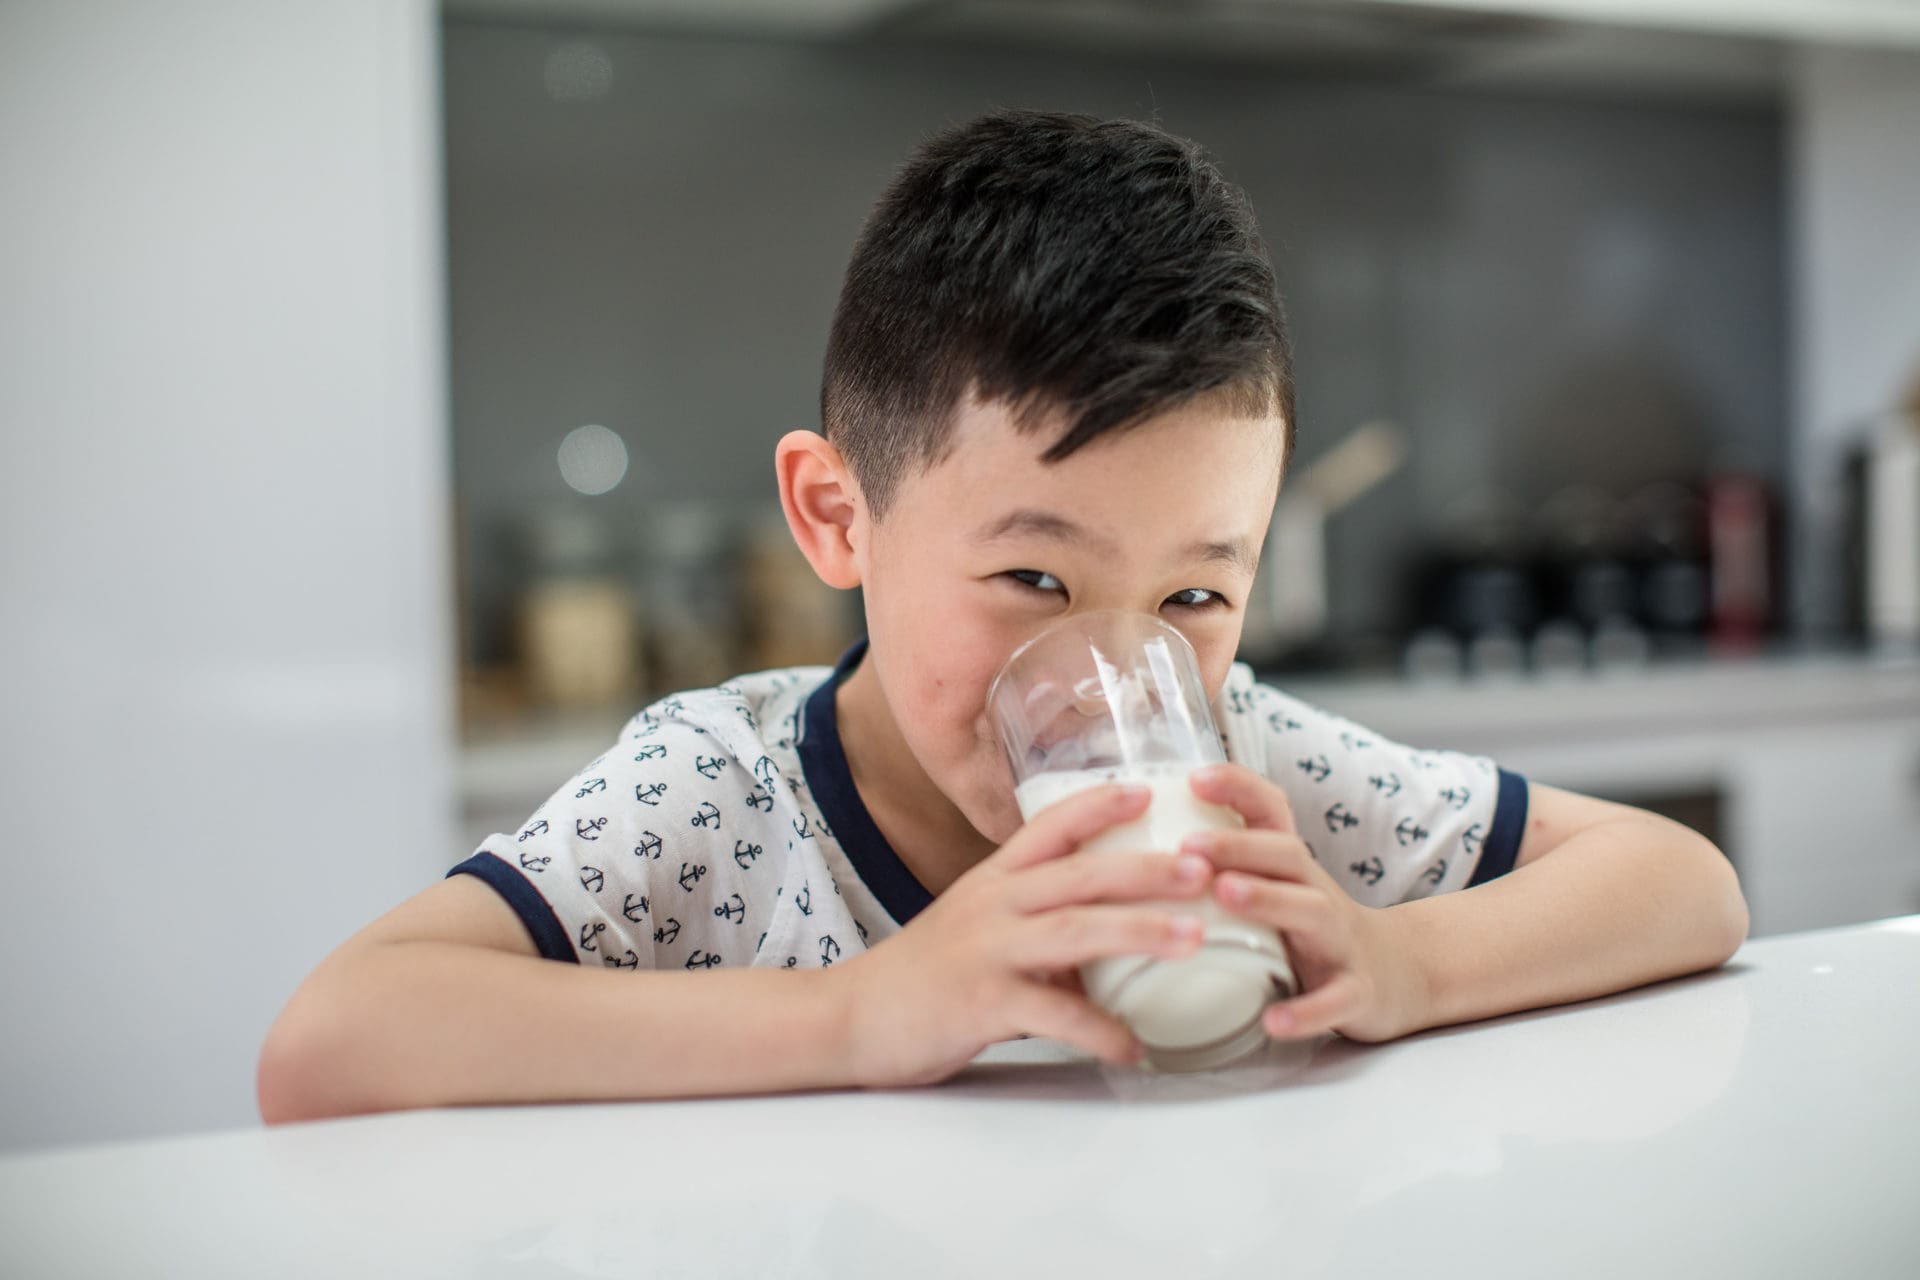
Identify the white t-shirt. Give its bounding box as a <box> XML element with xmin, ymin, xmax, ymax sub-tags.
<box><xmin>448</xmin><ymin>636</ymin><xmax>1530</xmax><ymax>970</ymax></box>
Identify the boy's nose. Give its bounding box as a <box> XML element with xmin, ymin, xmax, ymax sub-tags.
<box><xmin>1071</xmin><ymin>674</ymin><xmax>1107</xmax><ymax>714</ymax></box>
<box><xmin>1071</xmin><ymin>670</ymin><xmax>1159</xmax><ymax>722</ymax></box>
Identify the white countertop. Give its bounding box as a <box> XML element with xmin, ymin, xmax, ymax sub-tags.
<box><xmin>4</xmin><ymin>917</ymin><xmax>1918</xmax><ymax>1278</ymax></box>
<box><xmin>1279</xmin><ymin>647</ymin><xmax>1920</xmax><ymax>751</ymax></box>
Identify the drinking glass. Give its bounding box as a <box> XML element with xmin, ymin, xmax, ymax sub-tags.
<box><xmin>989</xmin><ymin>610</ymin><xmax>1297</xmax><ymax>1071</ymax></box>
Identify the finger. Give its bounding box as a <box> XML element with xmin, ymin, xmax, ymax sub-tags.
<box><xmin>1212</xmin><ymin>875</ymin><xmax>1340</xmax><ymax>954</ymax></box>
<box><xmin>1176</xmin><ymin>828</ymin><xmax>1319</xmax><ymax>886</ymax></box>
<box><xmin>1008</xmin><ymin>847</ymin><xmax>1213</xmax><ymax>914</ymax></box>
<box><xmin>1008</xmin><ymin>903</ymin><xmax>1206</xmax><ymax>972</ymax></box>
<box><xmin>1186</xmin><ymin>763</ymin><xmax>1296</xmax><ymax>834</ymax></box>
<box><xmin>1008</xmin><ymin>980</ymin><xmax>1142</xmax><ymax>1067</ymax></box>
<box><xmin>994</xmin><ymin>782</ymin><xmax>1153</xmax><ymax>872</ymax></box>
<box><xmin>1263</xmin><ymin>973</ymin><xmax>1362</xmax><ymax>1041</ymax></box>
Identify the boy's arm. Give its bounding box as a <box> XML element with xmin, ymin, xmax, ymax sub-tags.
<box><xmin>263</xmin><ymin>783</ymin><xmax>1207</xmax><ymax>1116</ymax></box>
<box><xmin>1180</xmin><ymin>766</ymin><xmax>1749</xmax><ymax>1042</ymax></box>
<box><xmin>1388</xmin><ymin>782</ymin><xmax>1749</xmax><ymax>1035</ymax></box>
<box><xmin>256</xmin><ymin>875</ymin><xmax>854</xmax><ymax>1123</ymax></box>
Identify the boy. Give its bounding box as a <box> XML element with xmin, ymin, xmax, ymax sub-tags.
<box><xmin>258</xmin><ymin>110</ymin><xmax>1747</xmax><ymax>1121</ymax></box>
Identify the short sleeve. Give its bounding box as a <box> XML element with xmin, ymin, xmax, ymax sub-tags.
<box><xmin>1218</xmin><ymin>666</ymin><xmax>1530</xmax><ymax>907</ymax></box>
<box><xmin>446</xmin><ymin>707</ymin><xmax>788</xmax><ymax>970</ymax></box>
<box><xmin>446</xmin><ymin>734</ymin><xmax>665</xmax><ymax>968</ymax></box>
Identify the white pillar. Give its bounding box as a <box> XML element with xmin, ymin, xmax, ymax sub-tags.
<box><xmin>1787</xmin><ymin>44</ymin><xmax>1920</xmax><ymax>636</ymax></box>
<box><xmin>0</xmin><ymin>0</ymin><xmax>453</xmax><ymax>1151</ymax></box>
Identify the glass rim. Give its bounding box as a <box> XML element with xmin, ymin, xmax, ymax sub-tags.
<box><xmin>985</xmin><ymin>608</ymin><xmax>1201</xmax><ymax>723</ymax></box>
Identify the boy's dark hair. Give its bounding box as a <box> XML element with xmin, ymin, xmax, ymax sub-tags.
<box><xmin>821</xmin><ymin>108</ymin><xmax>1294</xmax><ymax>522</ymax></box>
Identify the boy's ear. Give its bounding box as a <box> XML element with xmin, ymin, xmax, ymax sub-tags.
<box><xmin>774</xmin><ymin>430</ymin><xmax>864</xmax><ymax>590</ymax></box>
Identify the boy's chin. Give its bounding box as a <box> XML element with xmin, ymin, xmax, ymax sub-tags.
<box><xmin>968</xmin><ymin>765</ymin><xmax>1026</xmax><ymax>843</ymax></box>
<box><xmin>955</xmin><ymin>784</ymin><xmax>1023</xmax><ymax>847</ymax></box>
<box><xmin>977</xmin><ymin>814</ymin><xmax>1021</xmax><ymax>847</ymax></box>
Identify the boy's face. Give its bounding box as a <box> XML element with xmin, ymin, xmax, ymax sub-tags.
<box><xmin>849</xmin><ymin>391</ymin><xmax>1285</xmax><ymax>847</ymax></box>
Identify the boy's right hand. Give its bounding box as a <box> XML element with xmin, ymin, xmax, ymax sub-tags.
<box><xmin>835</xmin><ymin>782</ymin><xmax>1214</xmax><ymax>1089</ymax></box>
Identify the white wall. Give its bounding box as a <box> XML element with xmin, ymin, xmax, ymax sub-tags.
<box><xmin>1788</xmin><ymin>44</ymin><xmax>1920</xmax><ymax>634</ymax></box>
<box><xmin>0</xmin><ymin>1</ymin><xmax>454</xmax><ymax>1153</ymax></box>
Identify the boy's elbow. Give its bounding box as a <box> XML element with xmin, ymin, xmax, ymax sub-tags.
<box><xmin>1718</xmin><ymin>885</ymin><xmax>1751</xmax><ymax>965</ymax></box>
<box><xmin>258</xmin><ymin>1006</ymin><xmax>326</xmax><ymax>1126</ymax></box>
<box><xmin>1704</xmin><ymin>887</ymin><xmax>1750</xmax><ymax>969</ymax></box>
<box><xmin>1693</xmin><ymin>833</ymin><xmax>1750</xmax><ymax>968</ymax></box>
<box><xmin>257</xmin><ymin>996</ymin><xmax>371</xmax><ymax>1127</ymax></box>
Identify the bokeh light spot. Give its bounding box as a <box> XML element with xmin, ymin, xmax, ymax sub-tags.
<box><xmin>557</xmin><ymin>424</ymin><xmax>628</xmax><ymax>495</ymax></box>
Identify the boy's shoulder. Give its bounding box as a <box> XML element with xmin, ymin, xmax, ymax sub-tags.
<box><xmin>1213</xmin><ymin>658</ymin><xmax>1520</xmax><ymax>904</ymax></box>
<box><xmin>1216</xmin><ymin>659</ymin><xmax>1453</xmax><ymax>757</ymax></box>
<box><xmin>619</xmin><ymin>662</ymin><xmax>834</xmax><ymax>760</ymax></box>
<box><xmin>485</xmin><ymin>661</ymin><xmax>840</xmax><ymax>877</ymax></box>
<box><xmin>579</xmin><ymin>660</ymin><xmax>845</xmax><ymax>842</ymax></box>
<box><xmin>1212</xmin><ymin>659</ymin><xmax>1351</xmax><ymax>753</ymax></box>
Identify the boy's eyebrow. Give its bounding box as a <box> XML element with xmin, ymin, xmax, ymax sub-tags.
<box><xmin>968</xmin><ymin>508</ymin><xmax>1258</xmax><ymax>576</ymax></box>
<box><xmin>1192</xmin><ymin>537</ymin><xmax>1260</xmax><ymax>576</ymax></box>
<box><xmin>970</xmin><ymin>509</ymin><xmax>1092</xmax><ymax>548</ymax></box>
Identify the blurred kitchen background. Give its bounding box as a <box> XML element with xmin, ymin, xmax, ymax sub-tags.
<box><xmin>2</xmin><ymin>0</ymin><xmax>1917</xmax><ymax>1154</ymax></box>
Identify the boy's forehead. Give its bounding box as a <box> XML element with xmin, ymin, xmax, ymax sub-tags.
<box><xmin>879</xmin><ymin>393</ymin><xmax>1282</xmax><ymax>579</ymax></box>
<box><xmin>926</xmin><ymin>392</ymin><xmax>1284</xmax><ymax>499</ymax></box>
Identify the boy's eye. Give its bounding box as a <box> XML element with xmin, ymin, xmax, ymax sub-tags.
<box><xmin>1005</xmin><ymin>569</ymin><xmax>1065</xmax><ymax>594</ymax></box>
<box><xmin>1003</xmin><ymin>571</ymin><xmax>1227</xmax><ymax>610</ymax></box>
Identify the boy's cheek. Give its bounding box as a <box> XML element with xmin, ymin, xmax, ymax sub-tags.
<box><xmin>1170</xmin><ymin>613</ymin><xmax>1243</xmax><ymax>693</ymax></box>
<box><xmin>889</xmin><ymin>632</ymin><xmax>1008</xmax><ymax>721</ymax></box>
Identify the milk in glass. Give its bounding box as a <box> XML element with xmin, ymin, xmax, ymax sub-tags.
<box><xmin>1015</xmin><ymin>760</ymin><xmax>1297</xmax><ymax>1063</ymax></box>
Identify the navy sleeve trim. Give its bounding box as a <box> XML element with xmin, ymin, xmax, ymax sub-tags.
<box><xmin>445</xmin><ymin>851</ymin><xmax>579</xmax><ymax>964</ymax></box>
<box><xmin>1466</xmin><ymin>768</ymin><xmax>1529</xmax><ymax>888</ymax></box>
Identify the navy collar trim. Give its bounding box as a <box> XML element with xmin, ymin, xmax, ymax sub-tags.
<box><xmin>797</xmin><ymin>635</ymin><xmax>935</xmax><ymax>927</ymax></box>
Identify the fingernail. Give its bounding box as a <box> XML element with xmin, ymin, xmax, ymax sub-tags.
<box><xmin>1189</xmin><ymin>765</ymin><xmax>1226</xmax><ymax>787</ymax></box>
<box><xmin>1178</xmin><ymin>833</ymin><xmax>1215</xmax><ymax>857</ymax></box>
<box><xmin>1117</xmin><ymin>783</ymin><xmax>1152</xmax><ymax>802</ymax></box>
<box><xmin>1174</xmin><ymin>854</ymin><xmax>1210</xmax><ymax>880</ymax></box>
<box><xmin>1266</xmin><ymin>1007</ymin><xmax>1294</xmax><ymax>1034</ymax></box>
<box><xmin>1219</xmin><ymin>875</ymin><xmax>1251</xmax><ymax>904</ymax></box>
<box><xmin>1172</xmin><ymin>914</ymin><xmax>1205</xmax><ymax>940</ymax></box>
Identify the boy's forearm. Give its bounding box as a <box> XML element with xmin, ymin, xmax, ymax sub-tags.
<box><xmin>258</xmin><ymin>943</ymin><xmax>856</xmax><ymax>1123</ymax></box>
<box><xmin>1385</xmin><ymin>817</ymin><xmax>1749</xmax><ymax>1037</ymax></box>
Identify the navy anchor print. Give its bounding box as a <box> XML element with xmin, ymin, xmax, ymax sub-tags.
<box><xmin>450</xmin><ymin>659</ymin><xmax>1523</xmax><ymax>974</ymax></box>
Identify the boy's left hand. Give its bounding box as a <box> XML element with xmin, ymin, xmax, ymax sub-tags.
<box><xmin>1180</xmin><ymin>763</ymin><xmax>1427</xmax><ymax>1044</ymax></box>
